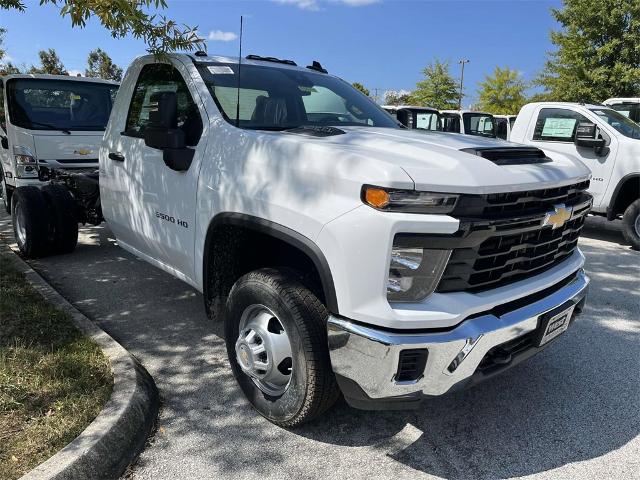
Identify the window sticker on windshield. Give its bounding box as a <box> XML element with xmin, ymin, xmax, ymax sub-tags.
<box><xmin>70</xmin><ymin>94</ymin><xmax>81</xmax><ymax>100</ymax></box>
<box><xmin>542</xmin><ymin>118</ymin><xmax>576</xmax><ymax>138</ymax></box>
<box><xmin>208</xmin><ymin>66</ymin><xmax>234</xmax><ymax>75</ymax></box>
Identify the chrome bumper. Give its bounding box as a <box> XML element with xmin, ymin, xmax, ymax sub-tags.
<box><xmin>327</xmin><ymin>269</ymin><xmax>589</xmax><ymax>408</ymax></box>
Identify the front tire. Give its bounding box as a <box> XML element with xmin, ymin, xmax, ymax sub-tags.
<box><xmin>41</xmin><ymin>184</ymin><xmax>78</xmax><ymax>254</ymax></box>
<box><xmin>11</xmin><ymin>186</ymin><xmax>51</xmax><ymax>258</ymax></box>
<box><xmin>225</xmin><ymin>268</ymin><xmax>339</xmax><ymax>427</ymax></box>
<box><xmin>621</xmin><ymin>199</ymin><xmax>640</xmax><ymax>250</ymax></box>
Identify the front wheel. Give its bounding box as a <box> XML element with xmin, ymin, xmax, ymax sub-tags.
<box><xmin>11</xmin><ymin>186</ymin><xmax>51</xmax><ymax>258</ymax></box>
<box><xmin>225</xmin><ymin>268</ymin><xmax>339</xmax><ymax>427</ymax></box>
<box><xmin>621</xmin><ymin>199</ymin><xmax>640</xmax><ymax>250</ymax></box>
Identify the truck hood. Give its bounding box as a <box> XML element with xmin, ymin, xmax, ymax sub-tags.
<box><xmin>291</xmin><ymin>127</ymin><xmax>591</xmax><ymax>194</ymax></box>
<box><xmin>32</xmin><ymin>131</ymin><xmax>102</xmax><ymax>167</ymax></box>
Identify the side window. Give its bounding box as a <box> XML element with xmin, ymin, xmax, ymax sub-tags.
<box><xmin>532</xmin><ymin>108</ymin><xmax>590</xmax><ymax>142</ymax></box>
<box><xmin>124</xmin><ymin>63</ymin><xmax>202</xmax><ymax>146</ymax></box>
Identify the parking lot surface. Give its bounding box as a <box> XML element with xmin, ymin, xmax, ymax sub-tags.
<box><xmin>1</xmin><ymin>211</ymin><xmax>638</xmax><ymax>480</ymax></box>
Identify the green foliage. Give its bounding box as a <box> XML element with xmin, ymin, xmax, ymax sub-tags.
<box><xmin>476</xmin><ymin>66</ymin><xmax>528</xmax><ymax>114</ymax></box>
<box><xmin>352</xmin><ymin>82</ymin><xmax>370</xmax><ymax>97</ymax></box>
<box><xmin>28</xmin><ymin>49</ymin><xmax>68</xmax><ymax>75</ymax></box>
<box><xmin>0</xmin><ymin>0</ymin><xmax>205</xmax><ymax>56</ymax></box>
<box><xmin>384</xmin><ymin>91</ymin><xmax>413</xmax><ymax>106</ymax></box>
<box><xmin>85</xmin><ymin>48</ymin><xmax>123</xmax><ymax>81</ymax></box>
<box><xmin>410</xmin><ymin>60</ymin><xmax>459</xmax><ymax>110</ymax></box>
<box><xmin>538</xmin><ymin>0</ymin><xmax>640</xmax><ymax>102</ymax></box>
<box><xmin>0</xmin><ymin>28</ymin><xmax>21</xmax><ymax>75</ymax></box>
<box><xmin>0</xmin><ymin>27</ymin><xmax>5</xmax><ymax>62</ymax></box>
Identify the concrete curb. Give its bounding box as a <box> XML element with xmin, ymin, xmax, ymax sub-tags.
<box><xmin>0</xmin><ymin>242</ymin><xmax>159</xmax><ymax>480</ymax></box>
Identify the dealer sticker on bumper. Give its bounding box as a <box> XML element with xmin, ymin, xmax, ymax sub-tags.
<box><xmin>538</xmin><ymin>305</ymin><xmax>575</xmax><ymax>346</ymax></box>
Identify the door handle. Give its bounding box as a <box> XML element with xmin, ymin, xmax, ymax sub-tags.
<box><xmin>108</xmin><ymin>152</ymin><xmax>125</xmax><ymax>162</ymax></box>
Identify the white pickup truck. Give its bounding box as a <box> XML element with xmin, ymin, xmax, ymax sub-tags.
<box><xmin>510</xmin><ymin>102</ymin><xmax>640</xmax><ymax>249</ymax></box>
<box><xmin>0</xmin><ymin>74</ymin><xmax>118</xmax><ymax>213</ymax></box>
<box><xmin>10</xmin><ymin>53</ymin><xmax>592</xmax><ymax>426</ymax></box>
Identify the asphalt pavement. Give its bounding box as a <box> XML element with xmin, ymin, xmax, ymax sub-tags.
<box><xmin>1</xmin><ymin>211</ymin><xmax>638</xmax><ymax>480</ymax></box>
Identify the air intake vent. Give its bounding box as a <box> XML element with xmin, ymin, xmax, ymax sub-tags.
<box><xmin>461</xmin><ymin>147</ymin><xmax>552</xmax><ymax>165</ymax></box>
<box><xmin>395</xmin><ymin>349</ymin><xmax>428</xmax><ymax>382</ymax></box>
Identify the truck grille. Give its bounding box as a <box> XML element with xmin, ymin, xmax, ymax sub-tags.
<box><xmin>436</xmin><ymin>181</ymin><xmax>591</xmax><ymax>293</ymax></box>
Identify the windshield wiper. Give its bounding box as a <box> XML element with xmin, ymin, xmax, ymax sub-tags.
<box><xmin>28</xmin><ymin>121</ymin><xmax>71</xmax><ymax>135</ymax></box>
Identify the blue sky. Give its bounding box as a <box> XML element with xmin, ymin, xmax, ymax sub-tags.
<box><xmin>1</xmin><ymin>0</ymin><xmax>562</xmax><ymax>105</ymax></box>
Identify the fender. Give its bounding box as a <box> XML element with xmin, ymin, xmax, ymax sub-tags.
<box><xmin>606</xmin><ymin>173</ymin><xmax>640</xmax><ymax>220</ymax></box>
<box><xmin>203</xmin><ymin>212</ymin><xmax>339</xmax><ymax>313</ymax></box>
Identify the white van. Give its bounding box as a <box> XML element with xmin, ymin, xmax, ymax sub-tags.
<box><xmin>441</xmin><ymin>110</ymin><xmax>496</xmax><ymax>138</ymax></box>
<box><xmin>603</xmin><ymin>98</ymin><xmax>640</xmax><ymax>123</ymax></box>
<box><xmin>0</xmin><ymin>74</ymin><xmax>118</xmax><ymax>212</ymax></box>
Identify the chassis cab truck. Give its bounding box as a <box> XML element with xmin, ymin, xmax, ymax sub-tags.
<box><xmin>12</xmin><ymin>54</ymin><xmax>592</xmax><ymax>426</ymax></box>
<box><xmin>0</xmin><ymin>74</ymin><xmax>118</xmax><ymax>213</ymax></box>
<box><xmin>441</xmin><ymin>110</ymin><xmax>496</xmax><ymax>138</ymax></box>
<box><xmin>511</xmin><ymin>102</ymin><xmax>640</xmax><ymax>249</ymax></box>
<box><xmin>382</xmin><ymin>105</ymin><xmax>441</xmax><ymax>131</ymax></box>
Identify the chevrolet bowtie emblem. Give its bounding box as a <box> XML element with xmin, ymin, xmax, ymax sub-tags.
<box><xmin>74</xmin><ymin>149</ymin><xmax>92</xmax><ymax>155</ymax></box>
<box><xmin>543</xmin><ymin>204</ymin><xmax>573</xmax><ymax>229</ymax></box>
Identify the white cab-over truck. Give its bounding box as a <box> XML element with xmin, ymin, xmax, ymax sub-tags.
<box><xmin>441</xmin><ymin>110</ymin><xmax>496</xmax><ymax>138</ymax></box>
<box><xmin>382</xmin><ymin>105</ymin><xmax>441</xmax><ymax>131</ymax></box>
<box><xmin>0</xmin><ymin>74</ymin><xmax>118</xmax><ymax>213</ymax></box>
<box><xmin>510</xmin><ymin>102</ymin><xmax>640</xmax><ymax>249</ymax></box>
<box><xmin>10</xmin><ymin>54</ymin><xmax>592</xmax><ymax>426</ymax></box>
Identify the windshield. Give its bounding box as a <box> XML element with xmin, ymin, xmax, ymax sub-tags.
<box><xmin>463</xmin><ymin>113</ymin><xmax>495</xmax><ymax>137</ymax></box>
<box><xmin>590</xmin><ymin>108</ymin><xmax>640</xmax><ymax>139</ymax></box>
<box><xmin>607</xmin><ymin>103</ymin><xmax>640</xmax><ymax>123</ymax></box>
<box><xmin>197</xmin><ymin>63</ymin><xmax>398</xmax><ymax>131</ymax></box>
<box><xmin>6</xmin><ymin>78</ymin><xmax>118</xmax><ymax>132</ymax></box>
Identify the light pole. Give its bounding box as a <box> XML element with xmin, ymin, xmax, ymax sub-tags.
<box><xmin>458</xmin><ymin>59</ymin><xmax>469</xmax><ymax>110</ymax></box>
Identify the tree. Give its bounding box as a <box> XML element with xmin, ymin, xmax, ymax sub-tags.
<box><xmin>384</xmin><ymin>90</ymin><xmax>413</xmax><ymax>106</ymax></box>
<box><xmin>85</xmin><ymin>48</ymin><xmax>123</xmax><ymax>81</ymax></box>
<box><xmin>538</xmin><ymin>0</ymin><xmax>640</xmax><ymax>102</ymax></box>
<box><xmin>410</xmin><ymin>60</ymin><xmax>459</xmax><ymax>110</ymax></box>
<box><xmin>352</xmin><ymin>82</ymin><xmax>370</xmax><ymax>97</ymax></box>
<box><xmin>0</xmin><ymin>0</ymin><xmax>204</xmax><ymax>55</ymax></box>
<box><xmin>476</xmin><ymin>67</ymin><xmax>528</xmax><ymax>114</ymax></box>
<box><xmin>28</xmin><ymin>49</ymin><xmax>68</xmax><ymax>75</ymax></box>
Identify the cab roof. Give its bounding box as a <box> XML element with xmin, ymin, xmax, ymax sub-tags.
<box><xmin>1</xmin><ymin>73</ymin><xmax>118</xmax><ymax>85</ymax></box>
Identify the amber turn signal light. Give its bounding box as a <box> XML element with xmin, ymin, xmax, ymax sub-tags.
<box><xmin>364</xmin><ymin>187</ymin><xmax>390</xmax><ymax>208</ymax></box>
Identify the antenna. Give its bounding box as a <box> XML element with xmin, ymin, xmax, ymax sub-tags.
<box><xmin>235</xmin><ymin>15</ymin><xmax>244</xmax><ymax>128</ymax></box>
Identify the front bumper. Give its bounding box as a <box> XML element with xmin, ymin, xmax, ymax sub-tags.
<box><xmin>327</xmin><ymin>269</ymin><xmax>589</xmax><ymax>410</ymax></box>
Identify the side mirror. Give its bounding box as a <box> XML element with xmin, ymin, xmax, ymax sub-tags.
<box><xmin>575</xmin><ymin>122</ymin><xmax>606</xmax><ymax>149</ymax></box>
<box><xmin>143</xmin><ymin>91</ymin><xmax>194</xmax><ymax>171</ymax></box>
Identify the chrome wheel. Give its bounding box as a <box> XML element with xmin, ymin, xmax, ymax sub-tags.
<box><xmin>235</xmin><ymin>304</ymin><xmax>293</xmax><ymax>396</ymax></box>
<box><xmin>14</xmin><ymin>202</ymin><xmax>26</xmax><ymax>245</ymax></box>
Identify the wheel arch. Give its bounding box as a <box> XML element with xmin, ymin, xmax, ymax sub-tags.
<box><xmin>607</xmin><ymin>173</ymin><xmax>640</xmax><ymax>220</ymax></box>
<box><xmin>202</xmin><ymin>212</ymin><xmax>339</xmax><ymax>318</ymax></box>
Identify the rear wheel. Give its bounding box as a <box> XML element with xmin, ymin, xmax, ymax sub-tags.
<box><xmin>41</xmin><ymin>184</ymin><xmax>78</xmax><ymax>254</ymax></box>
<box><xmin>225</xmin><ymin>268</ymin><xmax>339</xmax><ymax>427</ymax></box>
<box><xmin>621</xmin><ymin>199</ymin><xmax>640</xmax><ymax>250</ymax></box>
<box><xmin>11</xmin><ymin>186</ymin><xmax>51</xmax><ymax>258</ymax></box>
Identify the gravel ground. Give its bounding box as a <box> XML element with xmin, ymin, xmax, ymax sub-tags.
<box><xmin>1</xmin><ymin>211</ymin><xmax>638</xmax><ymax>480</ymax></box>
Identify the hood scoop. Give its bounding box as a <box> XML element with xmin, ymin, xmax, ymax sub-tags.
<box><xmin>285</xmin><ymin>125</ymin><xmax>346</xmax><ymax>137</ymax></box>
<box><xmin>461</xmin><ymin>147</ymin><xmax>552</xmax><ymax>166</ymax></box>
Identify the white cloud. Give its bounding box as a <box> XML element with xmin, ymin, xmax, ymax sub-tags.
<box><xmin>208</xmin><ymin>30</ymin><xmax>238</xmax><ymax>42</ymax></box>
<box><xmin>273</xmin><ymin>0</ymin><xmax>379</xmax><ymax>10</ymax></box>
<box><xmin>2</xmin><ymin>53</ymin><xmax>12</xmax><ymax>63</ymax></box>
<box><xmin>68</xmin><ymin>69</ymin><xmax>83</xmax><ymax>77</ymax></box>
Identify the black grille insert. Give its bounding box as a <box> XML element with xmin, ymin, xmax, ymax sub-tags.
<box><xmin>395</xmin><ymin>349</ymin><xmax>428</xmax><ymax>382</ymax></box>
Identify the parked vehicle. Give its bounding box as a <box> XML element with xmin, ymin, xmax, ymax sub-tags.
<box><xmin>603</xmin><ymin>98</ymin><xmax>640</xmax><ymax>123</ymax></box>
<box><xmin>11</xmin><ymin>54</ymin><xmax>592</xmax><ymax>426</ymax></box>
<box><xmin>494</xmin><ymin>114</ymin><xmax>517</xmax><ymax>141</ymax></box>
<box><xmin>441</xmin><ymin>110</ymin><xmax>496</xmax><ymax>138</ymax></box>
<box><xmin>511</xmin><ymin>102</ymin><xmax>640</xmax><ymax>249</ymax></box>
<box><xmin>382</xmin><ymin>105</ymin><xmax>441</xmax><ymax>131</ymax></box>
<box><xmin>0</xmin><ymin>74</ymin><xmax>119</xmax><ymax>213</ymax></box>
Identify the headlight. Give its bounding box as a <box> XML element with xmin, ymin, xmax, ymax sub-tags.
<box><xmin>362</xmin><ymin>185</ymin><xmax>458</xmax><ymax>214</ymax></box>
<box><xmin>387</xmin><ymin>245</ymin><xmax>451</xmax><ymax>302</ymax></box>
<box><xmin>15</xmin><ymin>154</ymin><xmax>36</xmax><ymax>165</ymax></box>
